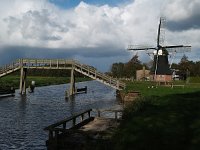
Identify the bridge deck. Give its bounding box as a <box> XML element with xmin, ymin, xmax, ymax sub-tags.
<box><xmin>0</xmin><ymin>59</ymin><xmax>125</xmax><ymax>90</ymax></box>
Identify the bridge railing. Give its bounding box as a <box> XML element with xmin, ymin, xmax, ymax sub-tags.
<box><xmin>44</xmin><ymin>109</ymin><xmax>93</xmax><ymax>140</ymax></box>
<box><xmin>0</xmin><ymin>60</ymin><xmax>20</xmax><ymax>75</ymax></box>
<box><xmin>0</xmin><ymin>58</ymin><xmax>126</xmax><ymax>89</ymax></box>
<box><xmin>44</xmin><ymin>108</ymin><xmax>123</xmax><ymax>143</ymax></box>
<box><xmin>74</xmin><ymin>61</ymin><xmax>125</xmax><ymax>89</ymax></box>
<box><xmin>17</xmin><ymin>59</ymin><xmax>75</xmax><ymax>69</ymax></box>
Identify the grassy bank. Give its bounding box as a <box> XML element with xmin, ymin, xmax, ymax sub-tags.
<box><xmin>111</xmin><ymin>81</ymin><xmax>200</xmax><ymax>150</ymax></box>
<box><xmin>190</xmin><ymin>77</ymin><xmax>200</xmax><ymax>83</ymax></box>
<box><xmin>124</xmin><ymin>81</ymin><xmax>200</xmax><ymax>97</ymax></box>
<box><xmin>0</xmin><ymin>75</ymin><xmax>90</xmax><ymax>89</ymax></box>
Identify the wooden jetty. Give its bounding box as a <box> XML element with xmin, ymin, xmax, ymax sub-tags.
<box><xmin>76</xmin><ymin>86</ymin><xmax>87</xmax><ymax>94</ymax></box>
<box><xmin>44</xmin><ymin>109</ymin><xmax>123</xmax><ymax>150</ymax></box>
<box><xmin>0</xmin><ymin>59</ymin><xmax>126</xmax><ymax>96</ymax></box>
<box><xmin>66</xmin><ymin>86</ymin><xmax>87</xmax><ymax>97</ymax></box>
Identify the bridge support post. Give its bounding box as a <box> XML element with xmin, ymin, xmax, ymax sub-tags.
<box><xmin>69</xmin><ymin>68</ymin><xmax>75</xmax><ymax>96</ymax></box>
<box><xmin>20</xmin><ymin>67</ymin><xmax>27</xmax><ymax>95</ymax></box>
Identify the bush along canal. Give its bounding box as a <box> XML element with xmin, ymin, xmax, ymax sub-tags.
<box><xmin>111</xmin><ymin>90</ymin><xmax>200</xmax><ymax>150</ymax></box>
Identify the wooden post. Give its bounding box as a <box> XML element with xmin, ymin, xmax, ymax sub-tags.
<box><xmin>88</xmin><ymin>110</ymin><xmax>91</xmax><ymax>118</ymax></box>
<box><xmin>73</xmin><ymin>118</ymin><xmax>76</xmax><ymax>126</ymax></box>
<box><xmin>95</xmin><ymin>70</ymin><xmax>97</xmax><ymax>79</ymax></box>
<box><xmin>97</xmin><ymin>110</ymin><xmax>101</xmax><ymax>117</ymax></box>
<box><xmin>115</xmin><ymin>111</ymin><xmax>117</xmax><ymax>120</ymax></box>
<box><xmin>19</xmin><ymin>67</ymin><xmax>27</xmax><ymax>95</ymax></box>
<box><xmin>69</xmin><ymin>67</ymin><xmax>75</xmax><ymax>96</ymax></box>
<box><xmin>81</xmin><ymin>64</ymin><xmax>83</xmax><ymax>72</ymax></box>
<box><xmin>49</xmin><ymin>130</ymin><xmax>53</xmax><ymax>139</ymax></box>
<box><xmin>143</xmin><ymin>66</ymin><xmax>145</xmax><ymax>81</ymax></box>
<box><xmin>57</xmin><ymin>59</ymin><xmax>59</xmax><ymax>68</ymax></box>
<box><xmin>35</xmin><ymin>59</ymin><xmax>37</xmax><ymax>68</ymax></box>
<box><xmin>87</xmin><ymin>66</ymin><xmax>89</xmax><ymax>75</ymax></box>
<box><xmin>63</xmin><ymin>123</ymin><xmax>66</xmax><ymax>129</ymax></box>
<box><xmin>81</xmin><ymin>114</ymin><xmax>84</xmax><ymax>121</ymax></box>
<box><xmin>50</xmin><ymin>60</ymin><xmax>52</xmax><ymax>68</ymax></box>
<box><xmin>117</xmin><ymin>80</ymin><xmax>119</xmax><ymax>89</ymax></box>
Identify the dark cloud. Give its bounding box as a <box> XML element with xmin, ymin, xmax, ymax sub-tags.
<box><xmin>0</xmin><ymin>45</ymin><xmax>128</xmax><ymax>67</ymax></box>
<box><xmin>166</xmin><ymin>14</ymin><xmax>200</xmax><ymax>31</ymax></box>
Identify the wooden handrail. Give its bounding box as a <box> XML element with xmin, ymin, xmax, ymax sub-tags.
<box><xmin>94</xmin><ymin>109</ymin><xmax>123</xmax><ymax>120</ymax></box>
<box><xmin>44</xmin><ymin>109</ymin><xmax>92</xmax><ymax>140</ymax></box>
<box><xmin>0</xmin><ymin>58</ymin><xmax>126</xmax><ymax>89</ymax></box>
<box><xmin>44</xmin><ymin>109</ymin><xmax>92</xmax><ymax>131</ymax></box>
<box><xmin>44</xmin><ymin>108</ymin><xmax>123</xmax><ymax>141</ymax></box>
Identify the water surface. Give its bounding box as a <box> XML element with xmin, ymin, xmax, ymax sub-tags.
<box><xmin>0</xmin><ymin>81</ymin><xmax>121</xmax><ymax>150</ymax></box>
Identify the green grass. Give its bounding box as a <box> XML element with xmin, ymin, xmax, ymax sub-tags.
<box><xmin>190</xmin><ymin>77</ymin><xmax>200</xmax><ymax>83</ymax></box>
<box><xmin>124</xmin><ymin>81</ymin><xmax>200</xmax><ymax>97</ymax></box>
<box><xmin>0</xmin><ymin>75</ymin><xmax>90</xmax><ymax>89</ymax></box>
<box><xmin>111</xmin><ymin>81</ymin><xmax>200</xmax><ymax>150</ymax></box>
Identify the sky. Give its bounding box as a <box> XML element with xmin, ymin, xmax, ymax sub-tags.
<box><xmin>0</xmin><ymin>0</ymin><xmax>200</xmax><ymax>72</ymax></box>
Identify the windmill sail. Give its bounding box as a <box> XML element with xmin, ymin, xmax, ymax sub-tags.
<box><xmin>157</xmin><ymin>17</ymin><xmax>165</xmax><ymax>47</ymax></box>
<box><xmin>127</xmin><ymin>17</ymin><xmax>191</xmax><ymax>82</ymax></box>
<box><xmin>127</xmin><ymin>45</ymin><xmax>156</xmax><ymax>51</ymax></box>
<box><xmin>164</xmin><ymin>45</ymin><xmax>191</xmax><ymax>53</ymax></box>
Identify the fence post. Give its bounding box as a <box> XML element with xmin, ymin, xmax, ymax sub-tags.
<box><xmin>98</xmin><ymin>110</ymin><xmax>101</xmax><ymax>117</ymax></box>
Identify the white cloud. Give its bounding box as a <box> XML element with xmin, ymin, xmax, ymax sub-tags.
<box><xmin>0</xmin><ymin>0</ymin><xmax>163</xmax><ymax>49</ymax></box>
<box><xmin>0</xmin><ymin>0</ymin><xmax>199</xmax><ymax>69</ymax></box>
<box><xmin>164</xmin><ymin>0</ymin><xmax>200</xmax><ymax>21</ymax></box>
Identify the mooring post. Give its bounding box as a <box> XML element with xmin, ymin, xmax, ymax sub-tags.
<box><xmin>69</xmin><ymin>67</ymin><xmax>75</xmax><ymax>96</ymax></box>
<box><xmin>143</xmin><ymin>66</ymin><xmax>146</xmax><ymax>81</ymax></box>
<box><xmin>19</xmin><ymin>67</ymin><xmax>27</xmax><ymax>95</ymax></box>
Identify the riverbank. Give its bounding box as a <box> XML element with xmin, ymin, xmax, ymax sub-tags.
<box><xmin>110</xmin><ymin>81</ymin><xmax>200</xmax><ymax>150</ymax></box>
<box><xmin>0</xmin><ymin>75</ymin><xmax>91</xmax><ymax>89</ymax></box>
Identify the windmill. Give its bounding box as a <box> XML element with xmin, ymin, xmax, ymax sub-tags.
<box><xmin>127</xmin><ymin>17</ymin><xmax>191</xmax><ymax>82</ymax></box>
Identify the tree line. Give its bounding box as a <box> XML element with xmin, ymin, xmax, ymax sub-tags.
<box><xmin>171</xmin><ymin>55</ymin><xmax>200</xmax><ymax>77</ymax></box>
<box><xmin>110</xmin><ymin>55</ymin><xmax>147</xmax><ymax>78</ymax></box>
<box><xmin>110</xmin><ymin>54</ymin><xmax>200</xmax><ymax>78</ymax></box>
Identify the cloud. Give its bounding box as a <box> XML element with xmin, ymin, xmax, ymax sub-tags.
<box><xmin>164</xmin><ymin>0</ymin><xmax>200</xmax><ymax>31</ymax></box>
<box><xmin>161</xmin><ymin>0</ymin><xmax>200</xmax><ymax>62</ymax></box>
<box><xmin>167</xmin><ymin>15</ymin><xmax>200</xmax><ymax>31</ymax></box>
<box><xmin>0</xmin><ymin>0</ymin><xmax>162</xmax><ymax>49</ymax></box>
<box><xmin>0</xmin><ymin>0</ymin><xmax>199</xmax><ymax>71</ymax></box>
<box><xmin>0</xmin><ymin>45</ymin><xmax>129</xmax><ymax>71</ymax></box>
<box><xmin>4</xmin><ymin>9</ymin><xmax>64</xmax><ymax>41</ymax></box>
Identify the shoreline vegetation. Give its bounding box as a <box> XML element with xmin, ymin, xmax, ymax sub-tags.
<box><xmin>110</xmin><ymin>80</ymin><xmax>200</xmax><ymax>150</ymax></box>
<box><xmin>0</xmin><ymin>75</ymin><xmax>91</xmax><ymax>89</ymax></box>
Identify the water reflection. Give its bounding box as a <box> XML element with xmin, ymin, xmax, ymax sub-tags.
<box><xmin>66</xmin><ymin>95</ymin><xmax>76</xmax><ymax>115</ymax></box>
<box><xmin>0</xmin><ymin>81</ymin><xmax>121</xmax><ymax>150</ymax></box>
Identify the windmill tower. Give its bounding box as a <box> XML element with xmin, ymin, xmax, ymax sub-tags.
<box><xmin>128</xmin><ymin>17</ymin><xmax>191</xmax><ymax>83</ymax></box>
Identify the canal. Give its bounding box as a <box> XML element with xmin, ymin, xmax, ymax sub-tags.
<box><xmin>0</xmin><ymin>81</ymin><xmax>122</xmax><ymax>150</ymax></box>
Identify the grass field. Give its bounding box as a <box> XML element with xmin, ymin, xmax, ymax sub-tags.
<box><xmin>125</xmin><ymin>81</ymin><xmax>200</xmax><ymax>97</ymax></box>
<box><xmin>111</xmin><ymin>81</ymin><xmax>200</xmax><ymax>150</ymax></box>
<box><xmin>0</xmin><ymin>75</ymin><xmax>90</xmax><ymax>89</ymax></box>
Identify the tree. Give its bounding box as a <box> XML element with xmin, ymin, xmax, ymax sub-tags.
<box><xmin>124</xmin><ymin>54</ymin><xmax>143</xmax><ymax>78</ymax></box>
<box><xmin>111</xmin><ymin>62</ymin><xmax>125</xmax><ymax>78</ymax></box>
<box><xmin>110</xmin><ymin>54</ymin><xmax>143</xmax><ymax>78</ymax></box>
<box><xmin>174</xmin><ymin>54</ymin><xmax>200</xmax><ymax>78</ymax></box>
<box><xmin>194</xmin><ymin>61</ymin><xmax>200</xmax><ymax>76</ymax></box>
<box><xmin>178</xmin><ymin>55</ymin><xmax>191</xmax><ymax>76</ymax></box>
<box><xmin>180</xmin><ymin>54</ymin><xmax>189</xmax><ymax>63</ymax></box>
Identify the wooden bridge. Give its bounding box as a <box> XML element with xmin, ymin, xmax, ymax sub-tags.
<box><xmin>0</xmin><ymin>59</ymin><xmax>125</xmax><ymax>95</ymax></box>
<box><xmin>44</xmin><ymin>108</ymin><xmax>122</xmax><ymax>149</ymax></box>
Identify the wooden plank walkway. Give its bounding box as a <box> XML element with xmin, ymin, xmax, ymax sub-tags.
<box><xmin>44</xmin><ymin>109</ymin><xmax>122</xmax><ymax>150</ymax></box>
<box><xmin>0</xmin><ymin>59</ymin><xmax>125</xmax><ymax>90</ymax></box>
